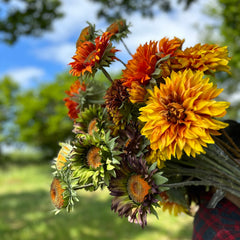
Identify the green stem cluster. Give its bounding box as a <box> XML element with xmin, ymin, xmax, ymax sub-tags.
<box><xmin>163</xmin><ymin>141</ymin><xmax>240</xmax><ymax>198</ymax></box>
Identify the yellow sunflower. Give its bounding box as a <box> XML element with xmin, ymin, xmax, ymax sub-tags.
<box><xmin>139</xmin><ymin>69</ymin><xmax>230</xmax><ymax>160</ymax></box>
<box><xmin>174</xmin><ymin>43</ymin><xmax>231</xmax><ymax>74</ymax></box>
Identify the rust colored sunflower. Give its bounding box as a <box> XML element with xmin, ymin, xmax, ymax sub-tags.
<box><xmin>139</xmin><ymin>69</ymin><xmax>230</xmax><ymax>160</ymax></box>
<box><xmin>173</xmin><ymin>43</ymin><xmax>231</xmax><ymax>74</ymax></box>
<box><xmin>64</xmin><ymin>80</ymin><xmax>87</xmax><ymax>119</ymax></box>
<box><xmin>122</xmin><ymin>41</ymin><xmax>158</xmax><ymax>88</ymax></box>
<box><xmin>50</xmin><ymin>178</ymin><xmax>65</xmax><ymax>209</ymax></box>
<box><xmin>69</xmin><ymin>32</ymin><xmax>118</xmax><ymax>77</ymax></box>
<box><xmin>105</xmin><ymin>79</ymin><xmax>129</xmax><ymax>110</ymax></box>
<box><xmin>104</xmin><ymin>79</ymin><xmax>129</xmax><ymax>130</ymax></box>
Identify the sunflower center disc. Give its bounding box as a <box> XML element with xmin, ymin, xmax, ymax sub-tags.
<box><xmin>87</xmin><ymin>146</ymin><xmax>102</xmax><ymax>169</ymax></box>
<box><xmin>167</xmin><ymin>102</ymin><xmax>185</xmax><ymax>123</ymax></box>
<box><xmin>127</xmin><ymin>175</ymin><xmax>151</xmax><ymax>204</ymax></box>
<box><xmin>50</xmin><ymin>178</ymin><xmax>65</xmax><ymax>209</ymax></box>
<box><xmin>88</xmin><ymin>118</ymin><xmax>98</xmax><ymax>135</ymax></box>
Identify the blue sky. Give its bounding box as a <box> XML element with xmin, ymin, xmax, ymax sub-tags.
<box><xmin>0</xmin><ymin>0</ymin><xmax>218</xmax><ymax>89</ymax></box>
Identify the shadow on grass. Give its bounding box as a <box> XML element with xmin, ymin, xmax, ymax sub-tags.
<box><xmin>0</xmin><ymin>190</ymin><xmax>192</xmax><ymax>240</ymax></box>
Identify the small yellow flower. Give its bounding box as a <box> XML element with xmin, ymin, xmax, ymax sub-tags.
<box><xmin>128</xmin><ymin>82</ymin><xmax>148</xmax><ymax>104</ymax></box>
<box><xmin>139</xmin><ymin>69</ymin><xmax>230</xmax><ymax>160</ymax></box>
<box><xmin>159</xmin><ymin>192</ymin><xmax>186</xmax><ymax>216</ymax></box>
<box><xmin>146</xmin><ymin>150</ymin><xmax>166</xmax><ymax>168</ymax></box>
<box><xmin>55</xmin><ymin>143</ymin><xmax>72</xmax><ymax>170</ymax></box>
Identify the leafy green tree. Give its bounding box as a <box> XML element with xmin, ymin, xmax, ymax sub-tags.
<box><xmin>204</xmin><ymin>0</ymin><xmax>240</xmax><ymax>119</ymax></box>
<box><xmin>89</xmin><ymin>0</ymin><xmax>196</xmax><ymax>21</ymax></box>
<box><xmin>0</xmin><ymin>0</ymin><xmax>63</xmax><ymax>44</ymax></box>
<box><xmin>14</xmin><ymin>72</ymin><xmax>75</xmax><ymax>159</ymax></box>
<box><xmin>0</xmin><ymin>76</ymin><xmax>19</xmax><ymax>160</ymax></box>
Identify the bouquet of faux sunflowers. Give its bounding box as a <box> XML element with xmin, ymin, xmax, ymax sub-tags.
<box><xmin>50</xmin><ymin>20</ymin><xmax>240</xmax><ymax>228</ymax></box>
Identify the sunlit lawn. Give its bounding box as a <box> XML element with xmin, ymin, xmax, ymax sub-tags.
<box><xmin>0</xmin><ymin>162</ymin><xmax>193</xmax><ymax>240</ymax></box>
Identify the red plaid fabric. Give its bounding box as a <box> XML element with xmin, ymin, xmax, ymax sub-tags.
<box><xmin>192</xmin><ymin>193</ymin><xmax>240</xmax><ymax>240</ymax></box>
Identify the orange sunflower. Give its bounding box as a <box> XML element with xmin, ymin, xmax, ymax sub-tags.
<box><xmin>139</xmin><ymin>69</ymin><xmax>230</xmax><ymax>160</ymax></box>
<box><xmin>158</xmin><ymin>37</ymin><xmax>184</xmax><ymax>58</ymax></box>
<box><xmin>122</xmin><ymin>37</ymin><xmax>185</xmax><ymax>89</ymax></box>
<box><xmin>64</xmin><ymin>80</ymin><xmax>86</xmax><ymax>119</ymax></box>
<box><xmin>122</xmin><ymin>41</ymin><xmax>158</xmax><ymax>88</ymax></box>
<box><xmin>69</xmin><ymin>32</ymin><xmax>118</xmax><ymax>77</ymax></box>
<box><xmin>173</xmin><ymin>43</ymin><xmax>231</xmax><ymax>74</ymax></box>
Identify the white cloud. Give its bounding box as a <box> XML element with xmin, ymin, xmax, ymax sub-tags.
<box><xmin>3</xmin><ymin>67</ymin><xmax>45</xmax><ymax>88</ymax></box>
<box><xmin>126</xmin><ymin>0</ymin><xmax>218</xmax><ymax>51</ymax></box>
<box><xmin>43</xmin><ymin>0</ymin><xmax>104</xmax><ymax>43</ymax></box>
<box><xmin>35</xmin><ymin>43</ymin><xmax>75</xmax><ymax>66</ymax></box>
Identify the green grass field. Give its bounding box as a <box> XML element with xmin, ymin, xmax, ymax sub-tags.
<box><xmin>0</xmin><ymin>163</ymin><xmax>193</xmax><ymax>240</ymax></box>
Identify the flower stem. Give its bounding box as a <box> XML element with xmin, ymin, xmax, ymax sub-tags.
<box><xmin>215</xmin><ymin>137</ymin><xmax>240</xmax><ymax>159</ymax></box>
<box><xmin>74</xmin><ymin>181</ymin><xmax>105</xmax><ymax>190</ymax></box>
<box><xmin>164</xmin><ymin>160</ymin><xmax>240</xmax><ymax>197</ymax></box>
<box><xmin>118</xmin><ymin>58</ymin><xmax>126</xmax><ymax>67</ymax></box>
<box><xmin>222</xmin><ymin>129</ymin><xmax>240</xmax><ymax>154</ymax></box>
<box><xmin>100</xmin><ymin>67</ymin><xmax>113</xmax><ymax>83</ymax></box>
<box><xmin>206</xmin><ymin>143</ymin><xmax>240</xmax><ymax>177</ymax></box>
<box><xmin>162</xmin><ymin>180</ymin><xmax>240</xmax><ymax>198</ymax></box>
<box><xmin>121</xmin><ymin>39</ymin><xmax>132</xmax><ymax>56</ymax></box>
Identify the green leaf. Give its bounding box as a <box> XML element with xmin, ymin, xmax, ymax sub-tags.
<box><xmin>107</xmin><ymin>164</ymin><xmax>115</xmax><ymax>171</ymax></box>
<box><xmin>148</xmin><ymin>162</ymin><xmax>157</xmax><ymax>174</ymax></box>
<box><xmin>153</xmin><ymin>173</ymin><xmax>168</xmax><ymax>186</ymax></box>
<box><xmin>150</xmin><ymin>206</ymin><xmax>159</xmax><ymax>220</ymax></box>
